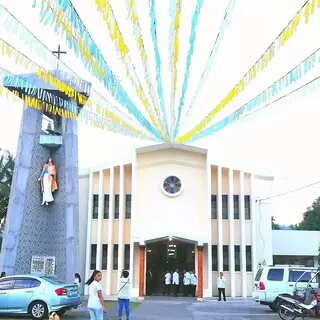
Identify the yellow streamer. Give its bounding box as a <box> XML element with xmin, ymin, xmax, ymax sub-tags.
<box><xmin>94</xmin><ymin>0</ymin><xmax>168</xmax><ymax>140</ymax></box>
<box><xmin>176</xmin><ymin>0</ymin><xmax>318</xmax><ymax>143</ymax></box>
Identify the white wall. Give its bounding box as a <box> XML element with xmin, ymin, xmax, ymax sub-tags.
<box><xmin>273</xmin><ymin>230</ymin><xmax>320</xmax><ymax>256</ymax></box>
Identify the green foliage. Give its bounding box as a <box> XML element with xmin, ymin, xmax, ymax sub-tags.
<box><xmin>0</xmin><ymin>148</ymin><xmax>15</xmax><ymax>225</ymax></box>
<box><xmin>271</xmin><ymin>216</ymin><xmax>281</xmax><ymax>230</ymax></box>
<box><xmin>295</xmin><ymin>196</ymin><xmax>320</xmax><ymax>231</ymax></box>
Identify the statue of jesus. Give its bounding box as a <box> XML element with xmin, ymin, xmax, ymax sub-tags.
<box><xmin>38</xmin><ymin>157</ymin><xmax>58</xmax><ymax>205</ymax></box>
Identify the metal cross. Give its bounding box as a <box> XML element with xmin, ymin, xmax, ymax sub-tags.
<box><xmin>52</xmin><ymin>45</ymin><xmax>67</xmax><ymax>70</ymax></box>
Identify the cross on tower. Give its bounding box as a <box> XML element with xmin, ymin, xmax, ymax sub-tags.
<box><xmin>52</xmin><ymin>45</ymin><xmax>67</xmax><ymax>69</ymax></box>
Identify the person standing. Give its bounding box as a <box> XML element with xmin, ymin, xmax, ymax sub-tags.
<box><xmin>172</xmin><ymin>269</ymin><xmax>179</xmax><ymax>297</ymax></box>
<box><xmin>146</xmin><ymin>269</ymin><xmax>153</xmax><ymax>295</ymax></box>
<box><xmin>183</xmin><ymin>270</ymin><xmax>191</xmax><ymax>297</ymax></box>
<box><xmin>163</xmin><ymin>270</ymin><xmax>171</xmax><ymax>295</ymax></box>
<box><xmin>217</xmin><ymin>272</ymin><xmax>226</xmax><ymax>301</ymax></box>
<box><xmin>118</xmin><ymin>270</ymin><xmax>131</xmax><ymax>320</ymax></box>
<box><xmin>190</xmin><ymin>270</ymin><xmax>197</xmax><ymax>297</ymax></box>
<box><xmin>85</xmin><ymin>270</ymin><xmax>106</xmax><ymax>320</ymax></box>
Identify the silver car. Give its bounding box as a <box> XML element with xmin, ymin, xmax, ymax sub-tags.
<box><xmin>0</xmin><ymin>275</ymin><xmax>81</xmax><ymax>319</ymax></box>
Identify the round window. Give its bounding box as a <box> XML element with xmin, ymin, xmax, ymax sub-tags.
<box><xmin>162</xmin><ymin>176</ymin><xmax>182</xmax><ymax>197</ymax></box>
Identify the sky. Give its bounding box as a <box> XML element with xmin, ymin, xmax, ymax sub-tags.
<box><xmin>0</xmin><ymin>0</ymin><xmax>320</xmax><ymax>224</ymax></box>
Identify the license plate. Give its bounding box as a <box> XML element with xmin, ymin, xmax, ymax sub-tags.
<box><xmin>68</xmin><ymin>290</ymin><xmax>78</xmax><ymax>297</ymax></box>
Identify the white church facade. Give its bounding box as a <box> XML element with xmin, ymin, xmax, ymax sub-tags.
<box><xmin>78</xmin><ymin>143</ymin><xmax>275</xmax><ymax>298</ymax></box>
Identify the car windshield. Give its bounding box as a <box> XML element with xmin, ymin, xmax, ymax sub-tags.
<box><xmin>41</xmin><ymin>276</ymin><xmax>67</xmax><ymax>285</ymax></box>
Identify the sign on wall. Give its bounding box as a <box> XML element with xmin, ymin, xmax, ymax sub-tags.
<box><xmin>30</xmin><ymin>256</ymin><xmax>56</xmax><ymax>275</ymax></box>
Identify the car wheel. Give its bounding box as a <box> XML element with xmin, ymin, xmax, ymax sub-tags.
<box><xmin>29</xmin><ymin>301</ymin><xmax>48</xmax><ymax>319</ymax></box>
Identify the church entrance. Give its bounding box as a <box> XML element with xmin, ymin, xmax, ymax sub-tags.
<box><xmin>146</xmin><ymin>241</ymin><xmax>195</xmax><ymax>295</ymax></box>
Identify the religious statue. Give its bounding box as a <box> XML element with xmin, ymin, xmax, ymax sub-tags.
<box><xmin>38</xmin><ymin>157</ymin><xmax>58</xmax><ymax>205</ymax></box>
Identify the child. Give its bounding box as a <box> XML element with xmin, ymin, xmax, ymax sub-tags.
<box><xmin>85</xmin><ymin>270</ymin><xmax>105</xmax><ymax>320</ymax></box>
<box><xmin>118</xmin><ymin>270</ymin><xmax>131</xmax><ymax>320</ymax></box>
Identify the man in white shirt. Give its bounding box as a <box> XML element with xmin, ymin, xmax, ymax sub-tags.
<box><xmin>190</xmin><ymin>270</ymin><xmax>198</xmax><ymax>297</ymax></box>
<box><xmin>172</xmin><ymin>269</ymin><xmax>179</xmax><ymax>297</ymax></box>
<box><xmin>183</xmin><ymin>269</ymin><xmax>191</xmax><ymax>297</ymax></box>
<box><xmin>163</xmin><ymin>270</ymin><xmax>171</xmax><ymax>295</ymax></box>
<box><xmin>217</xmin><ymin>271</ymin><xmax>226</xmax><ymax>301</ymax></box>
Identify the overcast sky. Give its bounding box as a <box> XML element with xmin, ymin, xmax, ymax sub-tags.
<box><xmin>0</xmin><ymin>0</ymin><xmax>319</xmax><ymax>224</ymax></box>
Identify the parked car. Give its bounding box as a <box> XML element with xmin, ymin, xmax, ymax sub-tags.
<box><xmin>253</xmin><ymin>265</ymin><xmax>318</xmax><ymax>311</ymax></box>
<box><xmin>0</xmin><ymin>274</ymin><xmax>81</xmax><ymax>319</ymax></box>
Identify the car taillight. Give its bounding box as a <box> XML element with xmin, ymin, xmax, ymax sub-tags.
<box><xmin>259</xmin><ymin>281</ymin><xmax>265</xmax><ymax>290</ymax></box>
<box><xmin>55</xmin><ymin>288</ymin><xmax>67</xmax><ymax>296</ymax></box>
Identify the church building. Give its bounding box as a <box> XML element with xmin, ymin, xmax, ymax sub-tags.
<box><xmin>78</xmin><ymin>144</ymin><xmax>274</xmax><ymax>298</ymax></box>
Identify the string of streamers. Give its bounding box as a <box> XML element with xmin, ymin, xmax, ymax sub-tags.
<box><xmin>189</xmin><ymin>47</ymin><xmax>320</xmax><ymax>142</ymax></box>
<box><xmin>172</xmin><ymin>0</ymin><xmax>204</xmax><ymax>139</ymax></box>
<box><xmin>174</xmin><ymin>0</ymin><xmax>235</xmax><ymax>138</ymax></box>
<box><xmin>93</xmin><ymin>0</ymin><xmax>167</xmax><ymax>140</ymax></box>
<box><xmin>0</xmin><ymin>5</ymin><xmax>154</xmax><ymax>139</ymax></box>
<box><xmin>0</xmin><ymin>67</ymin><xmax>152</xmax><ymax>140</ymax></box>
<box><xmin>125</xmin><ymin>0</ymin><xmax>170</xmax><ymax>137</ymax></box>
<box><xmin>32</xmin><ymin>0</ymin><xmax>164</xmax><ymax>140</ymax></box>
<box><xmin>176</xmin><ymin>0</ymin><xmax>319</xmax><ymax>143</ymax></box>
<box><xmin>148</xmin><ymin>0</ymin><xmax>169</xmax><ymax>139</ymax></box>
<box><xmin>168</xmin><ymin>0</ymin><xmax>181</xmax><ymax>139</ymax></box>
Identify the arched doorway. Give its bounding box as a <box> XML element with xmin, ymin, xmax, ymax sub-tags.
<box><xmin>146</xmin><ymin>238</ymin><xmax>195</xmax><ymax>295</ymax></box>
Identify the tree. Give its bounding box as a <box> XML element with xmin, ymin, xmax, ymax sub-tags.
<box><xmin>0</xmin><ymin>148</ymin><xmax>15</xmax><ymax>226</ymax></box>
<box><xmin>295</xmin><ymin>196</ymin><xmax>320</xmax><ymax>231</ymax></box>
<box><xmin>271</xmin><ymin>216</ymin><xmax>281</xmax><ymax>230</ymax></box>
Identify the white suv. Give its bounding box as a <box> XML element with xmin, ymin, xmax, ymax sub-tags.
<box><xmin>253</xmin><ymin>265</ymin><xmax>318</xmax><ymax>311</ymax></box>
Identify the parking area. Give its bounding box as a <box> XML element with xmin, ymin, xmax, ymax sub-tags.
<box><xmin>2</xmin><ymin>298</ymin><xmax>279</xmax><ymax>320</ymax></box>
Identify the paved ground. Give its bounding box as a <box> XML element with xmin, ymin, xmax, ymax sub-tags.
<box><xmin>2</xmin><ymin>298</ymin><xmax>279</xmax><ymax>319</ymax></box>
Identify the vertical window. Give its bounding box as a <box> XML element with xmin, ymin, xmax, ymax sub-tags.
<box><xmin>234</xmin><ymin>195</ymin><xmax>239</xmax><ymax>220</ymax></box>
<box><xmin>211</xmin><ymin>245</ymin><xmax>218</xmax><ymax>271</ymax></box>
<box><xmin>125</xmin><ymin>195</ymin><xmax>131</xmax><ymax>219</ymax></box>
<box><xmin>245</xmin><ymin>196</ymin><xmax>251</xmax><ymax>220</ymax></box>
<box><xmin>92</xmin><ymin>195</ymin><xmax>99</xmax><ymax>219</ymax></box>
<box><xmin>246</xmin><ymin>245</ymin><xmax>252</xmax><ymax>271</ymax></box>
<box><xmin>113</xmin><ymin>244</ymin><xmax>119</xmax><ymax>270</ymax></box>
<box><xmin>222</xmin><ymin>195</ymin><xmax>228</xmax><ymax>219</ymax></box>
<box><xmin>223</xmin><ymin>245</ymin><xmax>229</xmax><ymax>271</ymax></box>
<box><xmin>102</xmin><ymin>244</ymin><xmax>108</xmax><ymax>270</ymax></box>
<box><xmin>124</xmin><ymin>244</ymin><xmax>130</xmax><ymax>270</ymax></box>
<box><xmin>235</xmin><ymin>245</ymin><xmax>240</xmax><ymax>271</ymax></box>
<box><xmin>211</xmin><ymin>195</ymin><xmax>217</xmax><ymax>219</ymax></box>
<box><xmin>114</xmin><ymin>195</ymin><xmax>120</xmax><ymax>219</ymax></box>
<box><xmin>90</xmin><ymin>244</ymin><xmax>97</xmax><ymax>270</ymax></box>
<box><xmin>104</xmin><ymin>195</ymin><xmax>109</xmax><ymax>219</ymax></box>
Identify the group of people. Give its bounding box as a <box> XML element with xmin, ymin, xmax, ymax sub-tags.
<box><xmin>162</xmin><ymin>269</ymin><xmax>198</xmax><ymax>297</ymax></box>
<box><xmin>85</xmin><ymin>269</ymin><xmax>131</xmax><ymax>320</ymax></box>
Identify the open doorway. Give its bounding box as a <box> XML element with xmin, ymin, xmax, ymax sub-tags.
<box><xmin>146</xmin><ymin>241</ymin><xmax>195</xmax><ymax>295</ymax></box>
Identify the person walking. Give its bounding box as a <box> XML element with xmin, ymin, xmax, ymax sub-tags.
<box><xmin>217</xmin><ymin>271</ymin><xmax>226</xmax><ymax>301</ymax></box>
<box><xmin>117</xmin><ymin>270</ymin><xmax>131</xmax><ymax>320</ymax></box>
<box><xmin>172</xmin><ymin>269</ymin><xmax>179</xmax><ymax>297</ymax></box>
<box><xmin>85</xmin><ymin>270</ymin><xmax>105</xmax><ymax>320</ymax></box>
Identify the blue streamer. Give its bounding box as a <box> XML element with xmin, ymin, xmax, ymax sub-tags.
<box><xmin>188</xmin><ymin>48</ymin><xmax>320</xmax><ymax>142</ymax></box>
<box><xmin>149</xmin><ymin>0</ymin><xmax>170</xmax><ymax>137</ymax></box>
<box><xmin>35</xmin><ymin>0</ymin><xmax>163</xmax><ymax>140</ymax></box>
<box><xmin>173</xmin><ymin>0</ymin><xmax>204</xmax><ymax>139</ymax></box>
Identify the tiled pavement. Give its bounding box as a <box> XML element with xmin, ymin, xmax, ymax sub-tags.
<box><xmin>3</xmin><ymin>297</ymin><xmax>279</xmax><ymax>319</ymax></box>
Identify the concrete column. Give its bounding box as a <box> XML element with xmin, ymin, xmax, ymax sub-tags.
<box><xmin>239</xmin><ymin>171</ymin><xmax>247</xmax><ymax>297</ymax></box>
<box><xmin>251</xmin><ymin>173</ymin><xmax>258</xmax><ymax>279</ymax></box>
<box><xmin>84</xmin><ymin>171</ymin><xmax>93</xmax><ymax>295</ymax></box>
<box><xmin>106</xmin><ymin>167</ymin><xmax>114</xmax><ymax>295</ymax></box>
<box><xmin>228</xmin><ymin>168</ymin><xmax>236</xmax><ymax>297</ymax></box>
<box><xmin>217</xmin><ymin>166</ymin><xmax>223</xmax><ymax>272</ymax></box>
<box><xmin>118</xmin><ymin>165</ymin><xmax>125</xmax><ymax>272</ymax></box>
<box><xmin>139</xmin><ymin>245</ymin><xmax>146</xmax><ymax>298</ymax></box>
<box><xmin>96</xmin><ymin>169</ymin><xmax>103</xmax><ymax>270</ymax></box>
<box><xmin>197</xmin><ymin>245</ymin><xmax>204</xmax><ymax>301</ymax></box>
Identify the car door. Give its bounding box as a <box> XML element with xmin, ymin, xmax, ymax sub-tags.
<box><xmin>0</xmin><ymin>278</ymin><xmax>14</xmax><ymax>313</ymax></box>
<box><xmin>7</xmin><ymin>277</ymin><xmax>41</xmax><ymax>312</ymax></box>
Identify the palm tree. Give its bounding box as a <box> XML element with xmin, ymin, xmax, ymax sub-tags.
<box><xmin>0</xmin><ymin>148</ymin><xmax>15</xmax><ymax>226</ymax></box>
